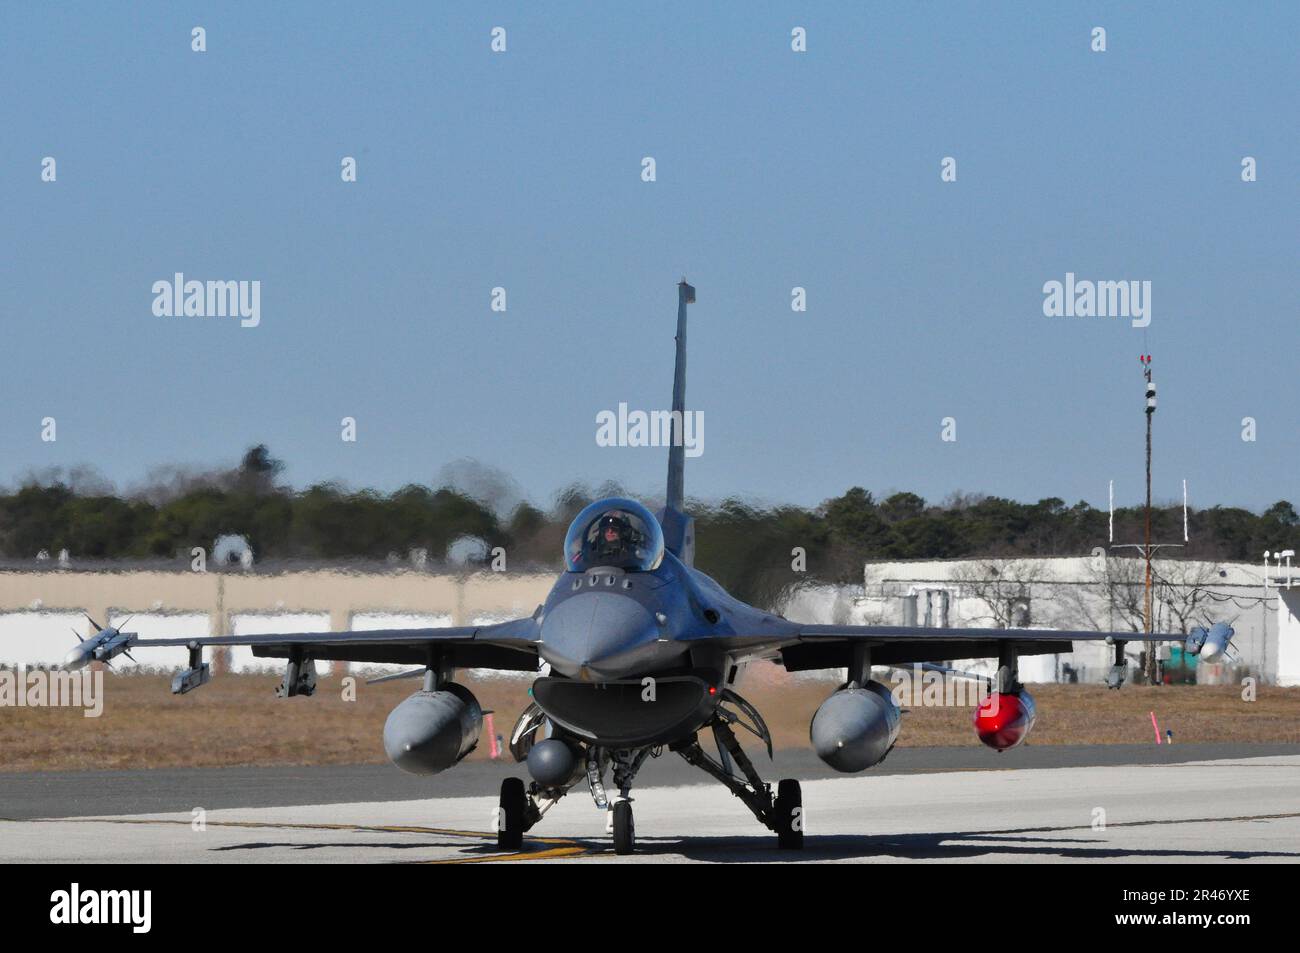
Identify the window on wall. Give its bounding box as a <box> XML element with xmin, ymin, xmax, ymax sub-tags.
<box><xmin>903</xmin><ymin>588</ymin><xmax>950</xmax><ymax>628</ymax></box>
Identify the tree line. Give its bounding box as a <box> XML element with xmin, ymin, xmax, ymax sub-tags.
<box><xmin>1</xmin><ymin>446</ymin><xmax>1294</xmax><ymax>607</ymax></box>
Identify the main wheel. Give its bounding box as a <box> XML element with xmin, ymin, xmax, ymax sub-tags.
<box><xmin>774</xmin><ymin>778</ymin><xmax>804</xmax><ymax>850</ymax></box>
<box><xmin>497</xmin><ymin>777</ymin><xmax>526</xmax><ymax>850</ymax></box>
<box><xmin>612</xmin><ymin>799</ymin><xmax>636</xmax><ymax>855</ymax></box>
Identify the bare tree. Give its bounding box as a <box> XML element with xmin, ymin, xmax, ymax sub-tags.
<box><xmin>953</xmin><ymin>559</ymin><xmax>1037</xmax><ymax>627</ymax></box>
<box><xmin>1057</xmin><ymin>555</ymin><xmax>1238</xmax><ymax>637</ymax></box>
<box><xmin>1151</xmin><ymin>559</ymin><xmax>1239</xmax><ymax>635</ymax></box>
<box><xmin>1044</xmin><ymin>554</ymin><xmax>1146</xmax><ymax>633</ymax></box>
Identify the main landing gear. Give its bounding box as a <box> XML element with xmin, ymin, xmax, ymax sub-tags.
<box><xmin>774</xmin><ymin>778</ymin><xmax>804</xmax><ymax>850</ymax></box>
<box><xmin>496</xmin><ymin>777</ymin><xmax>528</xmax><ymax>850</ymax></box>
<box><xmin>496</xmin><ymin>744</ymin><xmax>651</xmax><ymax>855</ymax></box>
<box><xmin>671</xmin><ymin>695</ymin><xmax>804</xmax><ymax>851</ymax></box>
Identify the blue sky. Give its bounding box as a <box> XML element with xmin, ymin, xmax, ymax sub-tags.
<box><xmin>1</xmin><ymin>3</ymin><xmax>1296</xmax><ymax>512</ymax></box>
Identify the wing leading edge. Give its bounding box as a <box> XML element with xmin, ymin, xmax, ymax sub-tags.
<box><xmin>131</xmin><ymin>615</ymin><xmax>541</xmax><ymax>671</ymax></box>
<box><xmin>775</xmin><ymin>623</ymin><xmax>1190</xmax><ymax>672</ymax></box>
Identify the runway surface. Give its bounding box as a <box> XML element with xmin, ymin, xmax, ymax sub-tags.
<box><xmin>4</xmin><ymin>746</ymin><xmax>1299</xmax><ymax>863</ymax></box>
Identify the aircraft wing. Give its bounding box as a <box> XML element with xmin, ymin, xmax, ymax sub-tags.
<box><xmin>776</xmin><ymin>623</ymin><xmax>1186</xmax><ymax>671</ymax></box>
<box><xmin>129</xmin><ymin>615</ymin><xmax>542</xmax><ymax>671</ymax></box>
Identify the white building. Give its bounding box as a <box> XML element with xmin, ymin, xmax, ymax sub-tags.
<box><xmin>782</xmin><ymin>557</ymin><xmax>1288</xmax><ymax>685</ymax></box>
<box><xmin>1276</xmin><ymin>587</ymin><xmax>1300</xmax><ymax>686</ymax></box>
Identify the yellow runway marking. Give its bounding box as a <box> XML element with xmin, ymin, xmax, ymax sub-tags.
<box><xmin>8</xmin><ymin>816</ymin><xmax>593</xmax><ymax>863</ymax></box>
<box><xmin>411</xmin><ymin>843</ymin><xmax>590</xmax><ymax>863</ymax></box>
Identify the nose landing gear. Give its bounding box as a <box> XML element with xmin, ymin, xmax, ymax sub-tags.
<box><xmin>611</xmin><ymin>799</ymin><xmax>635</xmax><ymax>855</ymax></box>
<box><xmin>604</xmin><ymin>746</ymin><xmax>651</xmax><ymax>855</ymax></box>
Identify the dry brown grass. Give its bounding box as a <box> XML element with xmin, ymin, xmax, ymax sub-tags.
<box><xmin>3</xmin><ymin>668</ymin><xmax>1297</xmax><ymax>773</ymax></box>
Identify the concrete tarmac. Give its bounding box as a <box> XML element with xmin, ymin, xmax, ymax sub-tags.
<box><xmin>4</xmin><ymin>742</ymin><xmax>1293</xmax><ymax>819</ymax></box>
<box><xmin>3</xmin><ymin>748</ymin><xmax>1298</xmax><ymax>863</ymax></box>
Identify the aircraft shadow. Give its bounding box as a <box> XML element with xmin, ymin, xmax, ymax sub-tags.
<box><xmin>202</xmin><ymin>814</ymin><xmax>1300</xmax><ymax>862</ymax></box>
<box><xmin>211</xmin><ymin>840</ymin><xmax>448</xmax><ymax>852</ymax></box>
<box><xmin>629</xmin><ymin>827</ymin><xmax>1300</xmax><ymax>863</ymax></box>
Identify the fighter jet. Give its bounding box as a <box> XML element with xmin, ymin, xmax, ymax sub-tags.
<box><xmin>71</xmin><ymin>280</ymin><xmax>1230</xmax><ymax>855</ymax></box>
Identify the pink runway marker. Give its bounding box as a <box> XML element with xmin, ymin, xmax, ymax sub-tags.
<box><xmin>1150</xmin><ymin>711</ymin><xmax>1161</xmax><ymax>744</ymax></box>
<box><xmin>486</xmin><ymin>713</ymin><xmax>499</xmax><ymax>758</ymax></box>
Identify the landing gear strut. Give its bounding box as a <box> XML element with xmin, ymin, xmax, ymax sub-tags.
<box><xmin>671</xmin><ymin>709</ymin><xmax>804</xmax><ymax>850</ymax></box>
<box><xmin>606</xmin><ymin>747</ymin><xmax>651</xmax><ymax>855</ymax></box>
<box><xmin>496</xmin><ymin>743</ymin><xmax>647</xmax><ymax>855</ymax></box>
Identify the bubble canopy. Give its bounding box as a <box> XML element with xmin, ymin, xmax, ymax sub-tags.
<box><xmin>564</xmin><ymin>498</ymin><xmax>665</xmax><ymax>572</ymax></box>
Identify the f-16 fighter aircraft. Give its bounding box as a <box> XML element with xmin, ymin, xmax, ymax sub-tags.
<box><xmin>66</xmin><ymin>280</ymin><xmax>1234</xmax><ymax>855</ymax></box>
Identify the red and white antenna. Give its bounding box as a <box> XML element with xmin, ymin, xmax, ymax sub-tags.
<box><xmin>1108</xmin><ymin>479</ymin><xmax>1114</xmax><ymax>544</ymax></box>
<box><xmin>1183</xmin><ymin>479</ymin><xmax>1189</xmax><ymax>543</ymax></box>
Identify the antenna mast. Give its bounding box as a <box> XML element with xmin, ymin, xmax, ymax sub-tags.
<box><xmin>1109</xmin><ymin>354</ymin><xmax>1186</xmax><ymax>685</ymax></box>
<box><xmin>1143</xmin><ymin>355</ymin><xmax>1155</xmax><ymax>684</ymax></box>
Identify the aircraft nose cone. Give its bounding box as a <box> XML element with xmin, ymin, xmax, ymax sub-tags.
<box><xmin>540</xmin><ymin>590</ymin><xmax>659</xmax><ymax>680</ymax></box>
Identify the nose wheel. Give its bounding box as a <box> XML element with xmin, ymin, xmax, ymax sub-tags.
<box><xmin>612</xmin><ymin>799</ymin><xmax>636</xmax><ymax>855</ymax></box>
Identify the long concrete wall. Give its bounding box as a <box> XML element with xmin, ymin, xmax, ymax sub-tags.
<box><xmin>0</xmin><ymin>568</ymin><xmax>554</xmax><ymax>670</ymax></box>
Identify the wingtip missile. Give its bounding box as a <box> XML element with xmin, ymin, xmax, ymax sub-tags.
<box><xmin>1198</xmin><ymin>622</ymin><xmax>1235</xmax><ymax>663</ymax></box>
<box><xmin>1183</xmin><ymin>622</ymin><xmax>1234</xmax><ymax>663</ymax></box>
<box><xmin>61</xmin><ymin>626</ymin><xmax>137</xmax><ymax>671</ymax></box>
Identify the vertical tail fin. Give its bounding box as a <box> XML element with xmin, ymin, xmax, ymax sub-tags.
<box><xmin>666</xmin><ymin>279</ymin><xmax>693</xmax><ymax>511</ymax></box>
<box><xmin>660</xmin><ymin>279</ymin><xmax>696</xmax><ymax>564</ymax></box>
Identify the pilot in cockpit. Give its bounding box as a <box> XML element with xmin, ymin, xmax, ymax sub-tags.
<box><xmin>593</xmin><ymin>512</ymin><xmax>637</xmax><ymax>561</ymax></box>
<box><xmin>569</xmin><ymin>510</ymin><xmax>642</xmax><ymax>569</ymax></box>
<box><xmin>565</xmin><ymin>499</ymin><xmax>664</xmax><ymax>572</ymax></box>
